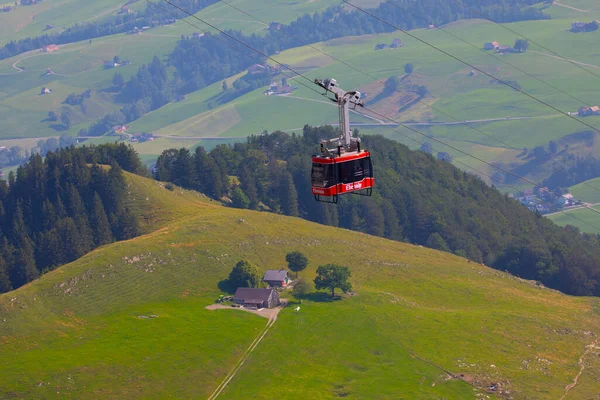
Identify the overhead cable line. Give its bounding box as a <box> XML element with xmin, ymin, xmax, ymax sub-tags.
<box><xmin>215</xmin><ymin>0</ymin><xmax>600</xmax><ymax>196</ymax></box>
<box><xmin>341</xmin><ymin>0</ymin><xmax>600</xmax><ymax>136</ymax></box>
<box><xmin>455</xmin><ymin>0</ymin><xmax>600</xmax><ymax>82</ymax></box>
<box><xmin>152</xmin><ymin>0</ymin><xmax>600</xmax><ymax>228</ymax></box>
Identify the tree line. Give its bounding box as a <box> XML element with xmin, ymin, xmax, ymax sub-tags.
<box><xmin>0</xmin><ymin>143</ymin><xmax>145</xmax><ymax>293</ymax></box>
<box><xmin>154</xmin><ymin>126</ymin><xmax>600</xmax><ymax>297</ymax></box>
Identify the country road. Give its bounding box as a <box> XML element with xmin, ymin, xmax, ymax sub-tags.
<box><xmin>531</xmin><ymin>51</ymin><xmax>600</xmax><ymax>70</ymax></box>
<box><xmin>545</xmin><ymin>202</ymin><xmax>600</xmax><ymax>217</ymax></box>
<box><xmin>553</xmin><ymin>0</ymin><xmax>594</xmax><ymax>12</ymax></box>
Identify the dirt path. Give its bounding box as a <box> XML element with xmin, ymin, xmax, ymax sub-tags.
<box><xmin>206</xmin><ymin>302</ymin><xmax>286</xmax><ymax>399</ymax></box>
<box><xmin>544</xmin><ymin>202</ymin><xmax>600</xmax><ymax>216</ymax></box>
<box><xmin>530</xmin><ymin>50</ymin><xmax>600</xmax><ymax>70</ymax></box>
<box><xmin>553</xmin><ymin>1</ymin><xmax>593</xmax><ymax>12</ymax></box>
<box><xmin>559</xmin><ymin>337</ymin><xmax>600</xmax><ymax>399</ymax></box>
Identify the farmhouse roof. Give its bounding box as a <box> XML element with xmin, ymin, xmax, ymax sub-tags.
<box><xmin>591</xmin><ymin>106</ymin><xmax>600</xmax><ymax>112</ymax></box>
<box><xmin>234</xmin><ymin>288</ymin><xmax>274</xmax><ymax>303</ymax></box>
<box><xmin>263</xmin><ymin>269</ymin><xmax>288</xmax><ymax>281</ymax></box>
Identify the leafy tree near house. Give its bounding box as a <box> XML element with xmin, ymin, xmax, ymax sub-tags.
<box><xmin>514</xmin><ymin>38</ymin><xmax>529</xmax><ymax>52</ymax></box>
<box><xmin>286</xmin><ymin>251</ymin><xmax>308</xmax><ymax>278</ymax></box>
<box><xmin>231</xmin><ymin>187</ymin><xmax>250</xmax><ymax>209</ymax></box>
<box><xmin>112</xmin><ymin>72</ymin><xmax>125</xmax><ymax>89</ymax></box>
<box><xmin>314</xmin><ymin>264</ymin><xmax>352</xmax><ymax>297</ymax></box>
<box><xmin>228</xmin><ymin>260</ymin><xmax>261</xmax><ymax>288</ymax></box>
<box><xmin>60</xmin><ymin>112</ymin><xmax>71</xmax><ymax>129</ymax></box>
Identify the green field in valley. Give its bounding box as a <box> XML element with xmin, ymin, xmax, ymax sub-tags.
<box><xmin>1</xmin><ymin>172</ymin><xmax>600</xmax><ymax>398</ymax></box>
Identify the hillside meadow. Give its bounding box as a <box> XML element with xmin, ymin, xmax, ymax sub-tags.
<box><xmin>0</xmin><ymin>172</ymin><xmax>599</xmax><ymax>399</ymax></box>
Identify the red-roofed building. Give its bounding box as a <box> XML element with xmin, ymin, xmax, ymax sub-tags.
<box><xmin>42</xmin><ymin>44</ymin><xmax>59</xmax><ymax>53</ymax></box>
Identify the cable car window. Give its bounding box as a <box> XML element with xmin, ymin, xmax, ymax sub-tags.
<box><xmin>312</xmin><ymin>163</ymin><xmax>333</xmax><ymax>187</ymax></box>
<box><xmin>340</xmin><ymin>159</ymin><xmax>365</xmax><ymax>184</ymax></box>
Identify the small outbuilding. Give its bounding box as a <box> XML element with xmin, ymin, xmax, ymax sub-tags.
<box><xmin>263</xmin><ymin>269</ymin><xmax>291</xmax><ymax>287</ymax></box>
<box><xmin>234</xmin><ymin>288</ymin><xmax>280</xmax><ymax>309</ymax></box>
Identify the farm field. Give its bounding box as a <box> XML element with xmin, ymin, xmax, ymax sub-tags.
<box><xmin>569</xmin><ymin>177</ymin><xmax>600</xmax><ymax>203</ymax></box>
<box><xmin>0</xmin><ymin>0</ymin><xmax>129</xmax><ymax>45</ymax></box>
<box><xmin>548</xmin><ymin>204</ymin><xmax>600</xmax><ymax>233</ymax></box>
<box><xmin>1</xmin><ymin>172</ymin><xmax>600</xmax><ymax>398</ymax></box>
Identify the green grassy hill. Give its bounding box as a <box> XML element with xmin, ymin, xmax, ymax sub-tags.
<box><xmin>1</xmin><ymin>172</ymin><xmax>600</xmax><ymax>399</ymax></box>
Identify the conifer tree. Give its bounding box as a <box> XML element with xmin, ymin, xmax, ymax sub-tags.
<box><xmin>0</xmin><ymin>254</ymin><xmax>12</xmax><ymax>293</ymax></box>
<box><xmin>90</xmin><ymin>192</ymin><xmax>113</xmax><ymax>246</ymax></box>
<box><xmin>11</xmin><ymin>236</ymin><xmax>39</xmax><ymax>287</ymax></box>
<box><xmin>280</xmin><ymin>171</ymin><xmax>298</xmax><ymax>217</ymax></box>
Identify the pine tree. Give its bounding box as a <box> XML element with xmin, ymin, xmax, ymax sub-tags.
<box><xmin>280</xmin><ymin>171</ymin><xmax>298</xmax><ymax>217</ymax></box>
<box><xmin>89</xmin><ymin>192</ymin><xmax>113</xmax><ymax>246</ymax></box>
<box><xmin>11</xmin><ymin>235</ymin><xmax>39</xmax><ymax>287</ymax></box>
<box><xmin>0</xmin><ymin>254</ymin><xmax>12</xmax><ymax>293</ymax></box>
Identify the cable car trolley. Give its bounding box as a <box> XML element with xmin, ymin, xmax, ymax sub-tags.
<box><xmin>311</xmin><ymin>78</ymin><xmax>374</xmax><ymax>203</ymax></box>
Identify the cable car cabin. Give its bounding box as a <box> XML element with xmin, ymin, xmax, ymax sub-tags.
<box><xmin>311</xmin><ymin>151</ymin><xmax>374</xmax><ymax>203</ymax></box>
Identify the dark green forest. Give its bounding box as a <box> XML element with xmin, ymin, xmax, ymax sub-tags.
<box><xmin>154</xmin><ymin>126</ymin><xmax>600</xmax><ymax>297</ymax></box>
<box><xmin>0</xmin><ymin>143</ymin><xmax>145</xmax><ymax>294</ymax></box>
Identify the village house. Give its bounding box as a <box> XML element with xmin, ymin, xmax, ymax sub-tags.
<box><xmin>42</xmin><ymin>44</ymin><xmax>59</xmax><ymax>53</ymax></box>
<box><xmin>193</xmin><ymin>32</ymin><xmax>205</xmax><ymax>38</ymax></box>
<box><xmin>130</xmin><ymin>133</ymin><xmax>154</xmax><ymax>143</ymax></box>
<box><xmin>496</xmin><ymin>45</ymin><xmax>513</xmax><ymax>53</ymax></box>
<box><xmin>484</xmin><ymin>41</ymin><xmax>499</xmax><ymax>50</ymax></box>
<box><xmin>120</xmin><ymin>5</ymin><xmax>131</xmax><ymax>14</ymax></box>
<box><xmin>233</xmin><ymin>288</ymin><xmax>280</xmax><ymax>309</ymax></box>
<box><xmin>112</xmin><ymin>125</ymin><xmax>127</xmax><ymax>134</ymax></box>
<box><xmin>40</xmin><ymin>87</ymin><xmax>51</xmax><ymax>95</ymax></box>
<box><xmin>262</xmin><ymin>269</ymin><xmax>291</xmax><ymax>287</ymax></box>
<box><xmin>248</xmin><ymin>63</ymin><xmax>266</xmax><ymax>75</ymax></box>
<box><xmin>578</xmin><ymin>106</ymin><xmax>600</xmax><ymax>117</ymax></box>
<box><xmin>390</xmin><ymin>38</ymin><xmax>404</xmax><ymax>48</ymax></box>
<box><xmin>269</xmin><ymin>22</ymin><xmax>282</xmax><ymax>31</ymax></box>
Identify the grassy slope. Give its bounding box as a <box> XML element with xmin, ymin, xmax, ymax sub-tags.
<box><xmin>141</xmin><ymin>14</ymin><xmax>600</xmax><ymax>144</ymax></box>
<box><xmin>569</xmin><ymin>177</ymin><xmax>600</xmax><ymax>203</ymax></box>
<box><xmin>0</xmin><ymin>0</ymin><xmax>129</xmax><ymax>46</ymax></box>
<box><xmin>1</xmin><ymin>173</ymin><xmax>600</xmax><ymax>399</ymax></box>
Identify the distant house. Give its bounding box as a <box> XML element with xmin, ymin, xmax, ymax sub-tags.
<box><xmin>234</xmin><ymin>288</ymin><xmax>280</xmax><ymax>309</ymax></box>
<box><xmin>497</xmin><ymin>45</ymin><xmax>513</xmax><ymax>53</ymax></box>
<box><xmin>42</xmin><ymin>44</ymin><xmax>59</xmax><ymax>53</ymax></box>
<box><xmin>428</xmin><ymin>24</ymin><xmax>435</xmax><ymax>29</ymax></box>
<box><xmin>192</xmin><ymin>32</ymin><xmax>205</xmax><ymax>38</ymax></box>
<box><xmin>437</xmin><ymin>152</ymin><xmax>452</xmax><ymax>162</ymax></box>
<box><xmin>103</xmin><ymin>60</ymin><xmax>119</xmax><ymax>69</ymax></box>
<box><xmin>579</xmin><ymin>106</ymin><xmax>600</xmax><ymax>116</ymax></box>
<box><xmin>263</xmin><ymin>269</ymin><xmax>291</xmax><ymax>287</ymax></box>
<box><xmin>127</xmin><ymin>27</ymin><xmax>142</xmax><ymax>35</ymax></box>
<box><xmin>120</xmin><ymin>5</ymin><xmax>131</xmax><ymax>14</ymax></box>
<box><xmin>248</xmin><ymin>63</ymin><xmax>266</xmax><ymax>75</ymax></box>
<box><xmin>112</xmin><ymin>125</ymin><xmax>127</xmax><ymax>134</ymax></box>
<box><xmin>269</xmin><ymin>22</ymin><xmax>282</xmax><ymax>31</ymax></box>
<box><xmin>483</xmin><ymin>41</ymin><xmax>499</xmax><ymax>50</ymax></box>
<box><xmin>40</xmin><ymin>87</ymin><xmax>51</xmax><ymax>95</ymax></box>
<box><xmin>390</xmin><ymin>38</ymin><xmax>404</xmax><ymax>48</ymax></box>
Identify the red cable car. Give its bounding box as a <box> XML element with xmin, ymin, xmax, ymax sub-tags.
<box><xmin>311</xmin><ymin>78</ymin><xmax>374</xmax><ymax>203</ymax></box>
<box><xmin>312</xmin><ymin>150</ymin><xmax>374</xmax><ymax>203</ymax></box>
